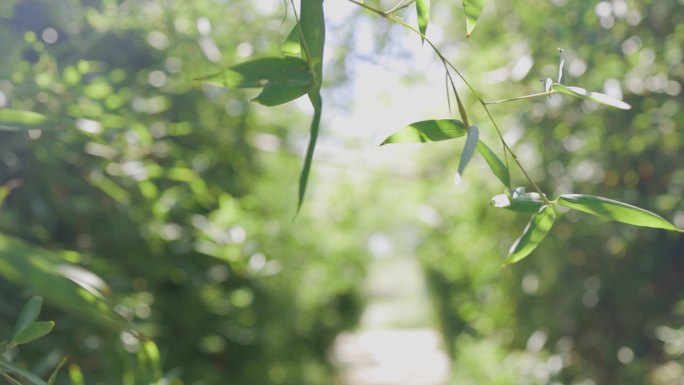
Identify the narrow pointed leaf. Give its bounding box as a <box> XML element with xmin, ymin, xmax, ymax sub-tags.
<box><xmin>12</xmin><ymin>321</ymin><xmax>55</xmax><ymax>345</ymax></box>
<box><xmin>552</xmin><ymin>83</ymin><xmax>631</xmax><ymax>110</ymax></box>
<box><xmin>195</xmin><ymin>57</ymin><xmax>311</xmax><ymax>88</ymax></box>
<box><xmin>463</xmin><ymin>0</ymin><xmax>485</xmax><ymax>37</ymax></box>
<box><xmin>300</xmin><ymin>0</ymin><xmax>325</xmax><ymax>88</ymax></box>
<box><xmin>505</xmin><ymin>205</ymin><xmax>556</xmax><ymax>265</ymax></box>
<box><xmin>0</xmin><ymin>109</ymin><xmax>51</xmax><ymax>131</ymax></box>
<box><xmin>557</xmin><ymin>194</ymin><xmax>683</xmax><ymax>231</ymax></box>
<box><xmin>0</xmin><ymin>356</ymin><xmax>47</xmax><ymax>385</ymax></box>
<box><xmin>11</xmin><ymin>296</ymin><xmax>43</xmax><ymax>340</ymax></box>
<box><xmin>381</xmin><ymin>119</ymin><xmax>466</xmax><ymax>145</ymax></box>
<box><xmin>458</xmin><ymin>125</ymin><xmax>479</xmax><ymax>176</ymax></box>
<box><xmin>491</xmin><ymin>188</ymin><xmax>544</xmax><ymax>214</ymax></box>
<box><xmin>476</xmin><ymin>140</ymin><xmax>510</xmax><ymax>187</ymax></box>
<box><xmin>416</xmin><ymin>0</ymin><xmax>430</xmax><ymax>42</ymax></box>
<box><xmin>281</xmin><ymin>26</ymin><xmax>301</xmax><ymax>58</ymax></box>
<box><xmin>0</xmin><ymin>234</ymin><xmax>133</xmax><ymax>332</ymax></box>
<box><xmin>295</xmin><ymin>0</ymin><xmax>326</xmax><ymax>214</ymax></box>
<box><xmin>47</xmin><ymin>356</ymin><xmax>68</xmax><ymax>385</ymax></box>
<box><xmin>296</xmin><ymin>91</ymin><xmax>322</xmax><ymax>214</ymax></box>
<box><xmin>253</xmin><ymin>84</ymin><xmax>309</xmax><ymax>106</ymax></box>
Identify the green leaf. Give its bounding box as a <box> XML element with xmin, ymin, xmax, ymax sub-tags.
<box><xmin>12</xmin><ymin>321</ymin><xmax>55</xmax><ymax>345</ymax></box>
<box><xmin>557</xmin><ymin>194</ymin><xmax>683</xmax><ymax>231</ymax></box>
<box><xmin>462</xmin><ymin>0</ymin><xmax>485</xmax><ymax>37</ymax></box>
<box><xmin>491</xmin><ymin>187</ymin><xmax>544</xmax><ymax>214</ymax></box>
<box><xmin>253</xmin><ymin>84</ymin><xmax>309</xmax><ymax>106</ymax></box>
<box><xmin>195</xmin><ymin>57</ymin><xmax>311</xmax><ymax>88</ymax></box>
<box><xmin>380</xmin><ymin>119</ymin><xmax>467</xmax><ymax>145</ymax></box>
<box><xmin>46</xmin><ymin>356</ymin><xmax>67</xmax><ymax>385</ymax></box>
<box><xmin>416</xmin><ymin>0</ymin><xmax>430</xmax><ymax>42</ymax></box>
<box><xmin>458</xmin><ymin>125</ymin><xmax>479</xmax><ymax>176</ymax></box>
<box><xmin>296</xmin><ymin>91</ymin><xmax>322</xmax><ymax>214</ymax></box>
<box><xmin>11</xmin><ymin>296</ymin><xmax>43</xmax><ymax>340</ymax></box>
<box><xmin>0</xmin><ymin>356</ymin><xmax>47</xmax><ymax>385</ymax></box>
<box><xmin>476</xmin><ymin>140</ymin><xmax>510</xmax><ymax>187</ymax></box>
<box><xmin>282</xmin><ymin>26</ymin><xmax>301</xmax><ymax>58</ymax></box>
<box><xmin>551</xmin><ymin>83</ymin><xmax>631</xmax><ymax>110</ymax></box>
<box><xmin>300</xmin><ymin>0</ymin><xmax>325</xmax><ymax>88</ymax></box>
<box><xmin>295</xmin><ymin>0</ymin><xmax>326</xmax><ymax>214</ymax></box>
<box><xmin>0</xmin><ymin>109</ymin><xmax>51</xmax><ymax>131</ymax></box>
<box><xmin>504</xmin><ymin>205</ymin><xmax>556</xmax><ymax>265</ymax></box>
<box><xmin>0</xmin><ymin>234</ymin><xmax>134</xmax><ymax>332</ymax></box>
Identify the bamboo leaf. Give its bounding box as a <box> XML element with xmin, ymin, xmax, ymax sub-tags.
<box><xmin>458</xmin><ymin>125</ymin><xmax>479</xmax><ymax>177</ymax></box>
<box><xmin>416</xmin><ymin>0</ymin><xmax>430</xmax><ymax>43</ymax></box>
<box><xmin>505</xmin><ymin>205</ymin><xmax>556</xmax><ymax>265</ymax></box>
<box><xmin>0</xmin><ymin>109</ymin><xmax>51</xmax><ymax>131</ymax></box>
<box><xmin>281</xmin><ymin>26</ymin><xmax>301</xmax><ymax>58</ymax></box>
<box><xmin>380</xmin><ymin>119</ymin><xmax>467</xmax><ymax>145</ymax></box>
<box><xmin>12</xmin><ymin>321</ymin><xmax>55</xmax><ymax>345</ymax></box>
<box><xmin>295</xmin><ymin>0</ymin><xmax>326</xmax><ymax>214</ymax></box>
<box><xmin>253</xmin><ymin>84</ymin><xmax>309</xmax><ymax>106</ymax></box>
<box><xmin>296</xmin><ymin>91</ymin><xmax>322</xmax><ymax>214</ymax></box>
<box><xmin>195</xmin><ymin>57</ymin><xmax>311</xmax><ymax>88</ymax></box>
<box><xmin>11</xmin><ymin>296</ymin><xmax>43</xmax><ymax>340</ymax></box>
<box><xmin>551</xmin><ymin>83</ymin><xmax>631</xmax><ymax>110</ymax></box>
<box><xmin>557</xmin><ymin>194</ymin><xmax>683</xmax><ymax>231</ymax></box>
<box><xmin>300</xmin><ymin>0</ymin><xmax>325</xmax><ymax>88</ymax></box>
<box><xmin>0</xmin><ymin>234</ymin><xmax>133</xmax><ymax>332</ymax></box>
<box><xmin>491</xmin><ymin>187</ymin><xmax>544</xmax><ymax>214</ymax></box>
<box><xmin>462</xmin><ymin>0</ymin><xmax>485</xmax><ymax>37</ymax></box>
<box><xmin>476</xmin><ymin>140</ymin><xmax>510</xmax><ymax>187</ymax></box>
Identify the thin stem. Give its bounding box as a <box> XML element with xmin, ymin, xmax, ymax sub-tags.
<box><xmin>386</xmin><ymin>0</ymin><xmax>413</xmax><ymax>14</ymax></box>
<box><xmin>485</xmin><ymin>91</ymin><xmax>555</xmax><ymax>105</ymax></box>
<box><xmin>346</xmin><ymin>0</ymin><xmax>551</xmax><ymax>204</ymax></box>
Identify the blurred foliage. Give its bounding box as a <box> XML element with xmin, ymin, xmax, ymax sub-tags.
<box><xmin>1</xmin><ymin>0</ymin><xmax>684</xmax><ymax>385</ymax></box>
<box><xmin>0</xmin><ymin>1</ymin><xmax>369</xmax><ymax>384</ymax></box>
<box><xmin>415</xmin><ymin>0</ymin><xmax>684</xmax><ymax>384</ymax></box>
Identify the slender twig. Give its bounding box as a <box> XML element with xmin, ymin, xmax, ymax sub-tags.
<box><xmin>485</xmin><ymin>91</ymin><xmax>555</xmax><ymax>105</ymax></box>
<box><xmin>386</xmin><ymin>0</ymin><xmax>415</xmax><ymax>14</ymax></box>
<box><xmin>346</xmin><ymin>0</ymin><xmax>551</xmax><ymax>204</ymax></box>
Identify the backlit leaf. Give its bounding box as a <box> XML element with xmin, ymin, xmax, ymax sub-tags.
<box><xmin>253</xmin><ymin>84</ymin><xmax>309</xmax><ymax>106</ymax></box>
<box><xmin>12</xmin><ymin>321</ymin><xmax>55</xmax><ymax>345</ymax></box>
<box><xmin>0</xmin><ymin>109</ymin><xmax>51</xmax><ymax>131</ymax></box>
<box><xmin>476</xmin><ymin>140</ymin><xmax>510</xmax><ymax>187</ymax></box>
<box><xmin>504</xmin><ymin>205</ymin><xmax>556</xmax><ymax>265</ymax></box>
<box><xmin>416</xmin><ymin>0</ymin><xmax>430</xmax><ymax>42</ymax></box>
<box><xmin>463</xmin><ymin>0</ymin><xmax>485</xmax><ymax>37</ymax></box>
<box><xmin>552</xmin><ymin>83</ymin><xmax>631</xmax><ymax>110</ymax></box>
<box><xmin>282</xmin><ymin>26</ymin><xmax>301</xmax><ymax>58</ymax></box>
<box><xmin>557</xmin><ymin>194</ymin><xmax>682</xmax><ymax>231</ymax></box>
<box><xmin>491</xmin><ymin>187</ymin><xmax>544</xmax><ymax>214</ymax></box>
<box><xmin>195</xmin><ymin>57</ymin><xmax>311</xmax><ymax>88</ymax></box>
<box><xmin>0</xmin><ymin>234</ymin><xmax>134</xmax><ymax>332</ymax></box>
<box><xmin>381</xmin><ymin>119</ymin><xmax>467</xmax><ymax>145</ymax></box>
<box><xmin>458</xmin><ymin>125</ymin><xmax>479</xmax><ymax>176</ymax></box>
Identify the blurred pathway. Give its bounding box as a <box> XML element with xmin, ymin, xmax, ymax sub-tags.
<box><xmin>331</xmin><ymin>256</ymin><xmax>450</xmax><ymax>385</ymax></box>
